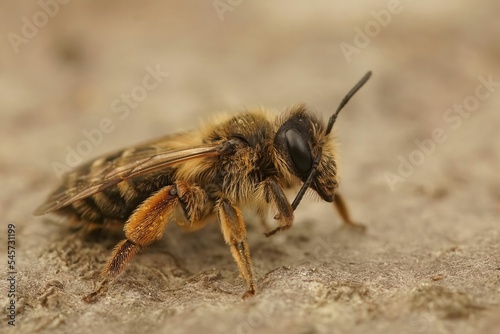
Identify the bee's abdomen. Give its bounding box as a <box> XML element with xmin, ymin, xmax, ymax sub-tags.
<box><xmin>60</xmin><ymin>172</ymin><xmax>175</xmax><ymax>226</ymax></box>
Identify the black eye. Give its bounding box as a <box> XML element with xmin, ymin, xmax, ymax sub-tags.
<box><xmin>285</xmin><ymin>128</ymin><xmax>312</xmax><ymax>174</ymax></box>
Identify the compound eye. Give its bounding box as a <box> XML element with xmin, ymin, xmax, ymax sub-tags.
<box><xmin>285</xmin><ymin>128</ymin><xmax>313</xmax><ymax>175</ymax></box>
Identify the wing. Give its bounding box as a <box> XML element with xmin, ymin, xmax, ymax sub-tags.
<box><xmin>34</xmin><ymin>139</ymin><xmax>236</xmax><ymax>215</ymax></box>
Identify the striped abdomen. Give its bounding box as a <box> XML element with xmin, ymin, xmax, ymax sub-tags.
<box><xmin>58</xmin><ymin>172</ymin><xmax>175</xmax><ymax>225</ymax></box>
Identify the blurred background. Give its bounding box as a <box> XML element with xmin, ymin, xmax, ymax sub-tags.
<box><xmin>1</xmin><ymin>1</ymin><xmax>499</xmax><ymax>333</ymax></box>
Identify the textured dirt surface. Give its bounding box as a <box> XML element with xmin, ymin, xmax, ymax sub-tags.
<box><xmin>1</xmin><ymin>1</ymin><xmax>500</xmax><ymax>334</ymax></box>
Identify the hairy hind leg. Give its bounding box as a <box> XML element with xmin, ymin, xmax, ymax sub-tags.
<box><xmin>84</xmin><ymin>181</ymin><xmax>210</xmax><ymax>303</ymax></box>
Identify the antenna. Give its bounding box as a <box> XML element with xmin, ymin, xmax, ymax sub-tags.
<box><xmin>291</xmin><ymin>71</ymin><xmax>372</xmax><ymax>211</ymax></box>
<box><xmin>325</xmin><ymin>71</ymin><xmax>372</xmax><ymax>135</ymax></box>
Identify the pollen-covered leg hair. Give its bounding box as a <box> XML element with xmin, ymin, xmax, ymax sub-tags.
<box><xmin>83</xmin><ymin>184</ymin><xmax>180</xmax><ymax>303</ymax></box>
<box><xmin>217</xmin><ymin>199</ymin><xmax>256</xmax><ymax>298</ymax></box>
<box><xmin>83</xmin><ymin>239</ymin><xmax>141</xmax><ymax>303</ymax></box>
<box><xmin>333</xmin><ymin>192</ymin><xmax>366</xmax><ymax>231</ymax></box>
<box><xmin>261</xmin><ymin>178</ymin><xmax>294</xmax><ymax>237</ymax></box>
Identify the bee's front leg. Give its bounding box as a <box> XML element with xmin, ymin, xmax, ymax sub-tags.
<box><xmin>260</xmin><ymin>178</ymin><xmax>294</xmax><ymax>237</ymax></box>
<box><xmin>333</xmin><ymin>192</ymin><xmax>366</xmax><ymax>231</ymax></box>
<box><xmin>217</xmin><ymin>198</ymin><xmax>257</xmax><ymax>298</ymax></box>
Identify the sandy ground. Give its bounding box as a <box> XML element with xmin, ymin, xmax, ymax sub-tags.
<box><xmin>1</xmin><ymin>1</ymin><xmax>500</xmax><ymax>333</ymax></box>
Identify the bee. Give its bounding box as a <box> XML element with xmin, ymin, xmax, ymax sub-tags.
<box><xmin>34</xmin><ymin>72</ymin><xmax>372</xmax><ymax>302</ymax></box>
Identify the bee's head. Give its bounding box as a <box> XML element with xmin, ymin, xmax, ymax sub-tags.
<box><xmin>275</xmin><ymin>71</ymin><xmax>372</xmax><ymax>210</ymax></box>
<box><xmin>274</xmin><ymin>106</ymin><xmax>337</xmax><ymax>202</ymax></box>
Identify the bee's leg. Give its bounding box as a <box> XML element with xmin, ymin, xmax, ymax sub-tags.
<box><xmin>217</xmin><ymin>198</ymin><xmax>257</xmax><ymax>298</ymax></box>
<box><xmin>83</xmin><ymin>184</ymin><xmax>180</xmax><ymax>303</ymax></box>
<box><xmin>333</xmin><ymin>192</ymin><xmax>366</xmax><ymax>231</ymax></box>
<box><xmin>83</xmin><ymin>181</ymin><xmax>210</xmax><ymax>303</ymax></box>
<box><xmin>261</xmin><ymin>178</ymin><xmax>294</xmax><ymax>237</ymax></box>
